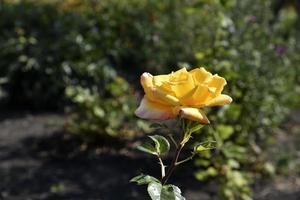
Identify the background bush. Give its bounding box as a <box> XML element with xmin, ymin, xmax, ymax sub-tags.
<box><xmin>65</xmin><ymin>64</ymin><xmax>144</xmax><ymax>140</ymax></box>
<box><xmin>0</xmin><ymin>2</ymin><xmax>81</xmax><ymax>109</ymax></box>
<box><xmin>0</xmin><ymin>0</ymin><xmax>299</xmax><ymax>199</ymax></box>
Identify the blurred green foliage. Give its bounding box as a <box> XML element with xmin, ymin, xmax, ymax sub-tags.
<box><xmin>187</xmin><ymin>1</ymin><xmax>299</xmax><ymax>199</ymax></box>
<box><xmin>0</xmin><ymin>0</ymin><xmax>299</xmax><ymax>199</ymax></box>
<box><xmin>58</xmin><ymin>0</ymin><xmax>197</xmax><ymax>74</ymax></box>
<box><xmin>0</xmin><ymin>1</ymin><xmax>100</xmax><ymax>108</ymax></box>
<box><xmin>65</xmin><ymin>65</ymin><xmax>142</xmax><ymax>140</ymax></box>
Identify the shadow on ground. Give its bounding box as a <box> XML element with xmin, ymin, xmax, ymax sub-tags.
<box><xmin>0</xmin><ymin>130</ymin><xmax>151</xmax><ymax>200</ymax></box>
<box><xmin>0</xmin><ymin>111</ymin><xmax>299</xmax><ymax>200</ymax></box>
<box><xmin>0</xmin><ymin>112</ymin><xmax>211</xmax><ymax>200</ymax></box>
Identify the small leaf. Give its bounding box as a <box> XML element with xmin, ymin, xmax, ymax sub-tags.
<box><xmin>161</xmin><ymin>185</ymin><xmax>186</xmax><ymax>200</ymax></box>
<box><xmin>189</xmin><ymin>124</ymin><xmax>203</xmax><ymax>134</ymax></box>
<box><xmin>161</xmin><ymin>185</ymin><xmax>175</xmax><ymax>200</ymax></box>
<box><xmin>194</xmin><ymin>141</ymin><xmax>217</xmax><ymax>153</ymax></box>
<box><xmin>137</xmin><ymin>143</ymin><xmax>157</xmax><ymax>155</ymax></box>
<box><xmin>149</xmin><ymin>135</ymin><xmax>170</xmax><ymax>155</ymax></box>
<box><xmin>130</xmin><ymin>174</ymin><xmax>160</xmax><ymax>185</ymax></box>
<box><xmin>146</xmin><ymin>182</ymin><xmax>186</xmax><ymax>200</ymax></box>
<box><xmin>147</xmin><ymin>182</ymin><xmax>162</xmax><ymax>200</ymax></box>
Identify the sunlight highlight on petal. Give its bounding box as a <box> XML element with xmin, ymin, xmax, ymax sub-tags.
<box><xmin>135</xmin><ymin>97</ymin><xmax>176</xmax><ymax>120</ymax></box>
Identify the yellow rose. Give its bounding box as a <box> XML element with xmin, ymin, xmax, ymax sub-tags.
<box><xmin>135</xmin><ymin>67</ymin><xmax>232</xmax><ymax>124</ymax></box>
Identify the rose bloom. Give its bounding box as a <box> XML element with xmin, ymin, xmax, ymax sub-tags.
<box><xmin>135</xmin><ymin>67</ymin><xmax>232</xmax><ymax>124</ymax></box>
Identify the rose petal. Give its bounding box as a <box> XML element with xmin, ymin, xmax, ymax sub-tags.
<box><xmin>169</xmin><ymin>68</ymin><xmax>189</xmax><ymax>82</ymax></box>
<box><xmin>179</xmin><ymin>85</ymin><xmax>210</xmax><ymax>106</ymax></box>
<box><xmin>141</xmin><ymin>72</ymin><xmax>177</xmax><ymax>106</ymax></box>
<box><xmin>179</xmin><ymin>107</ymin><xmax>210</xmax><ymax>124</ymax></box>
<box><xmin>152</xmin><ymin>88</ymin><xmax>180</xmax><ymax>106</ymax></box>
<box><xmin>190</xmin><ymin>67</ymin><xmax>212</xmax><ymax>84</ymax></box>
<box><xmin>153</xmin><ymin>74</ymin><xmax>170</xmax><ymax>86</ymax></box>
<box><xmin>207</xmin><ymin>75</ymin><xmax>227</xmax><ymax>95</ymax></box>
<box><xmin>169</xmin><ymin>68</ymin><xmax>195</xmax><ymax>98</ymax></box>
<box><xmin>205</xmin><ymin>94</ymin><xmax>232</xmax><ymax>107</ymax></box>
<box><xmin>141</xmin><ymin>72</ymin><xmax>153</xmax><ymax>89</ymax></box>
<box><xmin>135</xmin><ymin>97</ymin><xmax>176</xmax><ymax>120</ymax></box>
<box><xmin>140</xmin><ymin>72</ymin><xmax>155</xmax><ymax>98</ymax></box>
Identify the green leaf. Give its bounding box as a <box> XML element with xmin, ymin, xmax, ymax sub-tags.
<box><xmin>130</xmin><ymin>174</ymin><xmax>160</xmax><ymax>185</ymax></box>
<box><xmin>189</xmin><ymin>124</ymin><xmax>203</xmax><ymax>134</ymax></box>
<box><xmin>147</xmin><ymin>183</ymin><xmax>186</xmax><ymax>200</ymax></box>
<box><xmin>149</xmin><ymin>135</ymin><xmax>170</xmax><ymax>155</ymax></box>
<box><xmin>137</xmin><ymin>135</ymin><xmax>170</xmax><ymax>156</ymax></box>
<box><xmin>161</xmin><ymin>185</ymin><xmax>186</xmax><ymax>200</ymax></box>
<box><xmin>148</xmin><ymin>182</ymin><xmax>162</xmax><ymax>200</ymax></box>
<box><xmin>137</xmin><ymin>143</ymin><xmax>157</xmax><ymax>155</ymax></box>
<box><xmin>194</xmin><ymin>141</ymin><xmax>217</xmax><ymax>153</ymax></box>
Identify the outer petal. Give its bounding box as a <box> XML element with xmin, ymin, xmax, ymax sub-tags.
<box><xmin>140</xmin><ymin>72</ymin><xmax>155</xmax><ymax>98</ymax></box>
<box><xmin>141</xmin><ymin>72</ymin><xmax>179</xmax><ymax>106</ymax></box>
<box><xmin>207</xmin><ymin>75</ymin><xmax>227</xmax><ymax>95</ymax></box>
<box><xmin>152</xmin><ymin>88</ymin><xmax>180</xmax><ymax>106</ymax></box>
<box><xmin>179</xmin><ymin>107</ymin><xmax>210</xmax><ymax>124</ymax></box>
<box><xmin>169</xmin><ymin>68</ymin><xmax>190</xmax><ymax>82</ymax></box>
<box><xmin>141</xmin><ymin>72</ymin><xmax>153</xmax><ymax>89</ymax></box>
<box><xmin>190</xmin><ymin>67</ymin><xmax>212</xmax><ymax>84</ymax></box>
<box><xmin>153</xmin><ymin>74</ymin><xmax>170</xmax><ymax>86</ymax></box>
<box><xmin>205</xmin><ymin>94</ymin><xmax>232</xmax><ymax>107</ymax></box>
<box><xmin>135</xmin><ymin>97</ymin><xmax>176</xmax><ymax>120</ymax></box>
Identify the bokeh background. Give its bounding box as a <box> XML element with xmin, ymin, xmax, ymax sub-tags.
<box><xmin>0</xmin><ymin>0</ymin><xmax>300</xmax><ymax>199</ymax></box>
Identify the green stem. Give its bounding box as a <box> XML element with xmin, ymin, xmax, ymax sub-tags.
<box><xmin>161</xmin><ymin>144</ymin><xmax>184</xmax><ymax>185</ymax></box>
<box><xmin>176</xmin><ymin>153</ymin><xmax>195</xmax><ymax>166</ymax></box>
<box><xmin>157</xmin><ymin>156</ymin><xmax>166</xmax><ymax>178</ymax></box>
<box><xmin>168</xmin><ymin>134</ymin><xmax>178</xmax><ymax>148</ymax></box>
<box><xmin>161</xmin><ymin>118</ymin><xmax>192</xmax><ymax>185</ymax></box>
